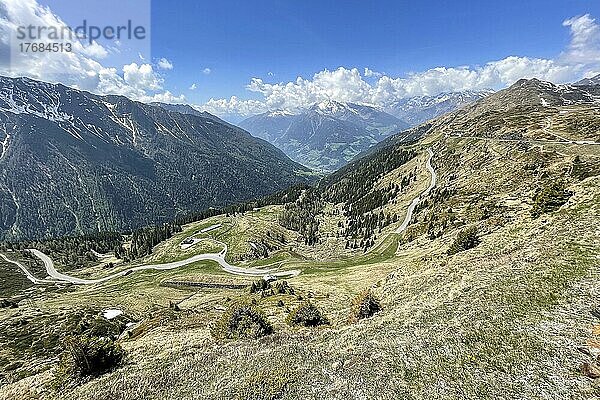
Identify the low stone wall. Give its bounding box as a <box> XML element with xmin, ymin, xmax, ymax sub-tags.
<box><xmin>161</xmin><ymin>280</ymin><xmax>249</xmax><ymax>290</ymax></box>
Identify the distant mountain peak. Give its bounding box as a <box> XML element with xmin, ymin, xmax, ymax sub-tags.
<box><xmin>388</xmin><ymin>90</ymin><xmax>492</xmax><ymax>125</ymax></box>
<box><xmin>574</xmin><ymin>73</ymin><xmax>600</xmax><ymax>86</ymax></box>
<box><xmin>266</xmin><ymin>109</ymin><xmax>296</xmax><ymax>117</ymax></box>
<box><xmin>240</xmin><ymin>100</ymin><xmax>407</xmax><ymax>171</ymax></box>
<box><xmin>310</xmin><ymin>99</ymin><xmax>354</xmax><ymax>115</ymax></box>
<box><xmin>451</xmin><ymin>77</ymin><xmax>600</xmax><ymax>116</ymax></box>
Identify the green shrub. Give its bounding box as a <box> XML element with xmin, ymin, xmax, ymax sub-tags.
<box><xmin>58</xmin><ymin>334</ymin><xmax>124</xmax><ymax>378</ymax></box>
<box><xmin>531</xmin><ymin>181</ymin><xmax>572</xmax><ymax>218</ymax></box>
<box><xmin>349</xmin><ymin>290</ymin><xmax>382</xmax><ymax>323</ymax></box>
<box><xmin>249</xmin><ymin>279</ymin><xmax>271</xmax><ymax>294</ymax></box>
<box><xmin>273</xmin><ymin>280</ymin><xmax>294</xmax><ymax>295</ymax></box>
<box><xmin>448</xmin><ymin>226</ymin><xmax>480</xmax><ymax>255</ymax></box>
<box><xmin>286</xmin><ymin>301</ymin><xmax>329</xmax><ymax>327</ymax></box>
<box><xmin>212</xmin><ymin>301</ymin><xmax>273</xmax><ymax>340</ymax></box>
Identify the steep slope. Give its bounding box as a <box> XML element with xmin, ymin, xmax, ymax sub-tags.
<box><xmin>574</xmin><ymin>73</ymin><xmax>600</xmax><ymax>86</ymax></box>
<box><xmin>0</xmin><ymin>76</ymin><xmax>311</xmax><ymax>240</ymax></box>
<box><xmin>150</xmin><ymin>102</ymin><xmax>206</xmax><ymax>117</ymax></box>
<box><xmin>151</xmin><ymin>102</ymin><xmax>243</xmax><ymax>130</ymax></box>
<box><xmin>237</xmin><ymin>110</ymin><xmax>297</xmax><ymax>143</ymax></box>
<box><xmin>387</xmin><ymin>90</ymin><xmax>492</xmax><ymax>126</ymax></box>
<box><xmin>239</xmin><ymin>100</ymin><xmax>408</xmax><ymax>171</ymax></box>
<box><xmin>428</xmin><ymin>78</ymin><xmax>600</xmax><ymax>141</ymax></box>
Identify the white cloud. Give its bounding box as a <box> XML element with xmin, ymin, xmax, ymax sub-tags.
<box><xmin>200</xmin><ymin>14</ymin><xmax>600</xmax><ymax>117</ymax></box>
<box><xmin>80</xmin><ymin>41</ymin><xmax>109</xmax><ymax>59</ymax></box>
<box><xmin>147</xmin><ymin>91</ymin><xmax>185</xmax><ymax>103</ymax></box>
<box><xmin>0</xmin><ymin>0</ymin><xmax>184</xmax><ymax>104</ymax></box>
<box><xmin>123</xmin><ymin>62</ymin><xmax>162</xmax><ymax>91</ymax></box>
<box><xmin>217</xmin><ymin>56</ymin><xmax>584</xmax><ymax>116</ymax></box>
<box><xmin>199</xmin><ymin>96</ymin><xmax>268</xmax><ymax>117</ymax></box>
<box><xmin>157</xmin><ymin>57</ymin><xmax>174</xmax><ymax>70</ymax></box>
<box><xmin>561</xmin><ymin>14</ymin><xmax>600</xmax><ymax>64</ymax></box>
<box><xmin>189</xmin><ymin>83</ymin><xmax>197</xmax><ymax>90</ymax></box>
<box><xmin>364</xmin><ymin>67</ymin><xmax>382</xmax><ymax>78</ymax></box>
<box><xmin>3</xmin><ymin>2</ymin><xmax>600</xmax><ymax>116</ymax></box>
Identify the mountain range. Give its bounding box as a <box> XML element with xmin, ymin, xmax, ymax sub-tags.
<box><xmin>0</xmin><ymin>76</ymin><xmax>311</xmax><ymax>241</ymax></box>
<box><xmin>1</xmin><ymin>75</ymin><xmax>595</xmax><ymax>242</ymax></box>
<box><xmin>574</xmin><ymin>73</ymin><xmax>600</xmax><ymax>86</ymax></box>
<box><xmin>239</xmin><ymin>92</ymin><xmax>491</xmax><ymax>171</ymax></box>
<box><xmin>239</xmin><ymin>100</ymin><xmax>409</xmax><ymax>171</ymax></box>
<box><xmin>386</xmin><ymin>90</ymin><xmax>493</xmax><ymax>125</ymax></box>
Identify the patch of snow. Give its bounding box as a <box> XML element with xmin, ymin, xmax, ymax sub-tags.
<box><xmin>314</xmin><ymin>99</ymin><xmax>357</xmax><ymax>116</ymax></box>
<box><xmin>0</xmin><ymin>89</ymin><xmax>72</xmax><ymax>122</ymax></box>
<box><xmin>267</xmin><ymin>109</ymin><xmax>295</xmax><ymax>117</ymax></box>
<box><xmin>103</xmin><ymin>309</ymin><xmax>123</xmax><ymax>319</ymax></box>
<box><xmin>0</xmin><ymin>132</ymin><xmax>10</xmax><ymax>159</ymax></box>
<box><xmin>540</xmin><ymin>98</ymin><xmax>549</xmax><ymax>107</ymax></box>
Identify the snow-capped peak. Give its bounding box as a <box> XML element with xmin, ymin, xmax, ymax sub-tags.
<box><xmin>267</xmin><ymin>109</ymin><xmax>295</xmax><ymax>117</ymax></box>
<box><xmin>313</xmin><ymin>99</ymin><xmax>355</xmax><ymax>115</ymax></box>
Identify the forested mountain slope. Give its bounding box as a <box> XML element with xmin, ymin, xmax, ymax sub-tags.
<box><xmin>0</xmin><ymin>76</ymin><xmax>311</xmax><ymax>240</ymax></box>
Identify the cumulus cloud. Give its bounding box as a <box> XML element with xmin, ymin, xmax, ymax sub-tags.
<box><xmin>80</xmin><ymin>41</ymin><xmax>109</xmax><ymax>59</ymax></box>
<box><xmin>200</xmin><ymin>14</ymin><xmax>600</xmax><ymax>117</ymax></box>
<box><xmin>0</xmin><ymin>0</ymin><xmax>184</xmax><ymax>103</ymax></box>
<box><xmin>157</xmin><ymin>57</ymin><xmax>174</xmax><ymax>70</ymax></box>
<box><xmin>561</xmin><ymin>14</ymin><xmax>600</xmax><ymax>64</ymax></box>
<box><xmin>189</xmin><ymin>83</ymin><xmax>197</xmax><ymax>90</ymax></box>
<box><xmin>364</xmin><ymin>67</ymin><xmax>382</xmax><ymax>78</ymax></box>
<box><xmin>202</xmin><ymin>67</ymin><xmax>211</xmax><ymax>75</ymax></box>
<box><xmin>123</xmin><ymin>63</ymin><xmax>162</xmax><ymax>91</ymax></box>
<box><xmin>200</xmin><ymin>96</ymin><xmax>268</xmax><ymax>116</ymax></box>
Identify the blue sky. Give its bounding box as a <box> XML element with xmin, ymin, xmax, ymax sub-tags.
<box><xmin>3</xmin><ymin>0</ymin><xmax>600</xmax><ymax>118</ymax></box>
<box><xmin>151</xmin><ymin>0</ymin><xmax>600</xmax><ymax>102</ymax></box>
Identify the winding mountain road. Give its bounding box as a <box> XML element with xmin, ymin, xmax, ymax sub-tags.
<box><xmin>447</xmin><ymin>125</ymin><xmax>600</xmax><ymax>146</ymax></box>
<box><xmin>541</xmin><ymin>117</ymin><xmax>600</xmax><ymax>145</ymax></box>
<box><xmin>4</xmin><ymin>150</ymin><xmax>440</xmax><ymax>285</ymax></box>
<box><xmin>395</xmin><ymin>148</ymin><xmax>436</xmax><ymax>235</ymax></box>
<box><xmin>2</xmin><ymin>239</ymin><xmax>299</xmax><ymax>286</ymax></box>
<box><xmin>0</xmin><ymin>253</ymin><xmax>54</xmax><ymax>284</ymax></box>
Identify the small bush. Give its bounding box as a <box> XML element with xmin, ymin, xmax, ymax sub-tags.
<box><xmin>448</xmin><ymin>226</ymin><xmax>480</xmax><ymax>255</ymax></box>
<box><xmin>82</xmin><ymin>317</ymin><xmax>123</xmax><ymax>339</ymax></box>
<box><xmin>286</xmin><ymin>301</ymin><xmax>329</xmax><ymax>327</ymax></box>
<box><xmin>531</xmin><ymin>181</ymin><xmax>572</xmax><ymax>218</ymax></box>
<box><xmin>58</xmin><ymin>334</ymin><xmax>124</xmax><ymax>378</ymax></box>
<box><xmin>273</xmin><ymin>280</ymin><xmax>294</xmax><ymax>295</ymax></box>
<box><xmin>249</xmin><ymin>279</ymin><xmax>271</xmax><ymax>294</ymax></box>
<box><xmin>212</xmin><ymin>301</ymin><xmax>273</xmax><ymax>340</ymax></box>
<box><xmin>349</xmin><ymin>290</ymin><xmax>382</xmax><ymax>323</ymax></box>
